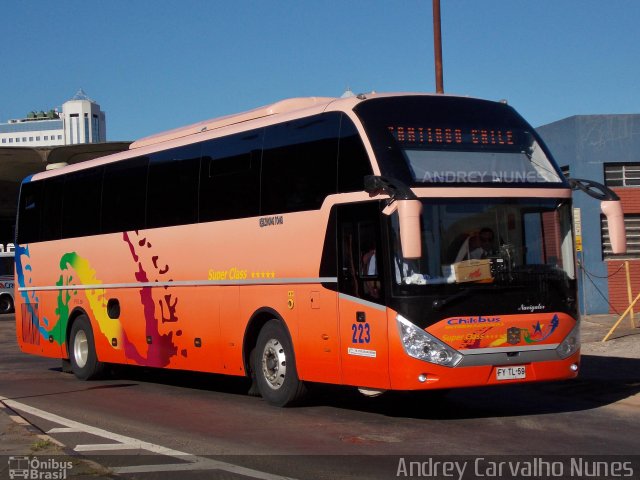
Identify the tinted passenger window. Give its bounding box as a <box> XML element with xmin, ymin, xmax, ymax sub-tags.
<box><xmin>261</xmin><ymin>113</ymin><xmax>340</xmax><ymax>215</ymax></box>
<box><xmin>102</xmin><ymin>157</ymin><xmax>149</xmax><ymax>233</ymax></box>
<box><xmin>17</xmin><ymin>181</ymin><xmax>42</xmax><ymax>244</ymax></box>
<box><xmin>200</xmin><ymin>130</ymin><xmax>262</xmax><ymax>222</ymax></box>
<box><xmin>40</xmin><ymin>177</ymin><xmax>64</xmax><ymax>241</ymax></box>
<box><xmin>338</xmin><ymin>115</ymin><xmax>372</xmax><ymax>192</ymax></box>
<box><xmin>147</xmin><ymin>144</ymin><xmax>201</xmax><ymax>229</ymax></box>
<box><xmin>62</xmin><ymin>168</ymin><xmax>104</xmax><ymax>238</ymax></box>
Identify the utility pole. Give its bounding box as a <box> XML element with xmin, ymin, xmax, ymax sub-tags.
<box><xmin>433</xmin><ymin>0</ymin><xmax>444</xmax><ymax>93</ymax></box>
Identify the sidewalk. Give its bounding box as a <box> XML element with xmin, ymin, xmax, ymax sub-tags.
<box><xmin>581</xmin><ymin>313</ymin><xmax>640</xmax><ymax>358</ymax></box>
<box><xmin>1</xmin><ymin>313</ymin><xmax>638</xmax><ymax>478</ymax></box>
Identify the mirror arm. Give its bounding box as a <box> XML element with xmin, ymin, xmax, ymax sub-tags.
<box><xmin>364</xmin><ymin>175</ymin><xmax>418</xmax><ymax>201</ymax></box>
<box><xmin>568</xmin><ymin>178</ymin><xmax>619</xmax><ymax>201</ymax></box>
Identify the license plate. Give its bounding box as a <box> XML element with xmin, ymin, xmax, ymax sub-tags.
<box><xmin>496</xmin><ymin>366</ymin><xmax>526</xmax><ymax>380</ymax></box>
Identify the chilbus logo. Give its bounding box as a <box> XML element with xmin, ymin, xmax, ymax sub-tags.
<box><xmin>447</xmin><ymin>316</ymin><xmax>501</xmax><ymax>325</ymax></box>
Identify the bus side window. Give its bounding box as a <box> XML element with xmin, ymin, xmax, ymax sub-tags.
<box><xmin>359</xmin><ymin>222</ymin><xmax>378</xmax><ymax>277</ymax></box>
<box><xmin>199</xmin><ymin>130</ymin><xmax>262</xmax><ymax>222</ymax></box>
<box><xmin>40</xmin><ymin>177</ymin><xmax>64</xmax><ymax>241</ymax></box>
<box><xmin>147</xmin><ymin>143</ymin><xmax>201</xmax><ymax>229</ymax></box>
<box><xmin>102</xmin><ymin>156</ymin><xmax>148</xmax><ymax>234</ymax></box>
<box><xmin>17</xmin><ymin>181</ymin><xmax>42</xmax><ymax>244</ymax></box>
<box><xmin>337</xmin><ymin>203</ymin><xmax>384</xmax><ymax>302</ymax></box>
<box><xmin>337</xmin><ymin>114</ymin><xmax>373</xmax><ymax>193</ymax></box>
<box><xmin>261</xmin><ymin>113</ymin><xmax>341</xmax><ymax>215</ymax></box>
<box><xmin>62</xmin><ymin>168</ymin><xmax>104</xmax><ymax>238</ymax></box>
<box><xmin>340</xmin><ymin>223</ymin><xmax>360</xmax><ymax>298</ymax></box>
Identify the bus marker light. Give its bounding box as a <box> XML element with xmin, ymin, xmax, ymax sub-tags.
<box><xmin>570</xmin><ymin>363</ymin><xmax>579</xmax><ymax>372</ymax></box>
<box><xmin>418</xmin><ymin>374</ymin><xmax>427</xmax><ymax>383</ymax></box>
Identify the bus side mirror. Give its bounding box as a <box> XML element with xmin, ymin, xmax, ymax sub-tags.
<box><xmin>568</xmin><ymin>178</ymin><xmax>627</xmax><ymax>254</ymax></box>
<box><xmin>602</xmin><ymin>200</ymin><xmax>627</xmax><ymax>254</ymax></box>
<box><xmin>383</xmin><ymin>199</ymin><xmax>423</xmax><ymax>259</ymax></box>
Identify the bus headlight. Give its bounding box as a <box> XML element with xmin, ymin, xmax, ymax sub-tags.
<box><xmin>556</xmin><ymin>324</ymin><xmax>580</xmax><ymax>359</ymax></box>
<box><xmin>397</xmin><ymin>315</ymin><xmax>462</xmax><ymax>367</ymax></box>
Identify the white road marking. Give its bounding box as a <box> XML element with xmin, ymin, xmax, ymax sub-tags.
<box><xmin>3</xmin><ymin>398</ymin><xmax>190</xmax><ymax>457</ymax></box>
<box><xmin>113</xmin><ymin>459</ymin><xmax>296</xmax><ymax>478</ymax></box>
<box><xmin>74</xmin><ymin>443</ymin><xmax>141</xmax><ymax>452</ymax></box>
<box><xmin>1</xmin><ymin>397</ymin><xmax>298</xmax><ymax>480</ymax></box>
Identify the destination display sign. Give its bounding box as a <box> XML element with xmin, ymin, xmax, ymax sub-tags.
<box><xmin>387</xmin><ymin>125</ymin><xmax>520</xmax><ymax>148</ymax></box>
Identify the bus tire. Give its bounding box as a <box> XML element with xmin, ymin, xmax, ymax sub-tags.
<box><xmin>68</xmin><ymin>315</ymin><xmax>104</xmax><ymax>380</ymax></box>
<box><xmin>0</xmin><ymin>295</ymin><xmax>13</xmax><ymax>314</ymax></box>
<box><xmin>254</xmin><ymin>319</ymin><xmax>306</xmax><ymax>407</ymax></box>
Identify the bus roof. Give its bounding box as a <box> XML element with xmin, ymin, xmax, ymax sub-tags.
<box><xmin>27</xmin><ymin>92</ymin><xmax>468</xmax><ymax>182</ymax></box>
<box><xmin>129</xmin><ymin>96</ymin><xmax>336</xmax><ymax>150</ymax></box>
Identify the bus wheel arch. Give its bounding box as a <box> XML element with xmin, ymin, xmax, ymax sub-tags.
<box><xmin>66</xmin><ymin>309</ymin><xmax>104</xmax><ymax>380</ymax></box>
<box><xmin>243</xmin><ymin>309</ymin><xmax>306</xmax><ymax>406</ymax></box>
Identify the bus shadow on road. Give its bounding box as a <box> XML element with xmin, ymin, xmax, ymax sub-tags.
<box><xmin>95</xmin><ymin>364</ymin><xmax>253</xmax><ymax>397</ymax></box>
<box><xmin>304</xmin><ymin>354</ymin><xmax>640</xmax><ymax>419</ymax></box>
<box><xmin>56</xmin><ymin>354</ymin><xmax>640</xmax><ymax>419</ymax></box>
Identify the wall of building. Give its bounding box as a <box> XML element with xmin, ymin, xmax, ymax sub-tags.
<box><xmin>0</xmin><ymin>91</ymin><xmax>106</xmax><ymax>148</ymax></box>
<box><xmin>537</xmin><ymin>114</ymin><xmax>640</xmax><ymax>314</ymax></box>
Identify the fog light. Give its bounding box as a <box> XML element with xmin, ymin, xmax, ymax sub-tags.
<box><xmin>570</xmin><ymin>363</ymin><xmax>579</xmax><ymax>372</ymax></box>
<box><xmin>418</xmin><ymin>374</ymin><xmax>427</xmax><ymax>383</ymax></box>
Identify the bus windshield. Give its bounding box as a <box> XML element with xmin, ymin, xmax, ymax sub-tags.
<box><xmin>388</xmin><ymin>198</ymin><xmax>575</xmax><ymax>292</ymax></box>
<box><xmin>355</xmin><ymin>96</ymin><xmax>564</xmax><ymax>186</ymax></box>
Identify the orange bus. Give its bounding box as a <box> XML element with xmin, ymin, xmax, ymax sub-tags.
<box><xmin>14</xmin><ymin>93</ymin><xmax>626</xmax><ymax>406</ymax></box>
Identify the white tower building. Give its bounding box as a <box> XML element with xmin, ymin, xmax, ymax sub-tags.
<box><xmin>62</xmin><ymin>89</ymin><xmax>107</xmax><ymax>145</ymax></box>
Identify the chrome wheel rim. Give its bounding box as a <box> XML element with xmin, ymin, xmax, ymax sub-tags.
<box><xmin>73</xmin><ymin>330</ymin><xmax>89</xmax><ymax>368</ymax></box>
<box><xmin>261</xmin><ymin>338</ymin><xmax>286</xmax><ymax>390</ymax></box>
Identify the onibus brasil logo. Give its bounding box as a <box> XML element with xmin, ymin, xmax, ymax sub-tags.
<box><xmin>8</xmin><ymin>456</ymin><xmax>72</xmax><ymax>480</ymax></box>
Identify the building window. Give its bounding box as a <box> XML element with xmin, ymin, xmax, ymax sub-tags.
<box><xmin>604</xmin><ymin>163</ymin><xmax>640</xmax><ymax>187</ymax></box>
<box><xmin>602</xmin><ymin>214</ymin><xmax>640</xmax><ymax>259</ymax></box>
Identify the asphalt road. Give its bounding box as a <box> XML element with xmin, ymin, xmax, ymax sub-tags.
<box><xmin>1</xmin><ymin>313</ymin><xmax>639</xmax><ymax>479</ymax></box>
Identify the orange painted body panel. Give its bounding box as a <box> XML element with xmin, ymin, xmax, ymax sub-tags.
<box><xmin>426</xmin><ymin>312</ymin><xmax>574</xmax><ymax>352</ymax></box>
<box><xmin>15</xmin><ymin>201</ymin><xmax>580</xmax><ymax>390</ymax></box>
<box><xmin>386</xmin><ymin>309</ymin><xmax>579</xmax><ymax>390</ymax></box>
<box><xmin>15</xmin><ymin>206</ymin><xmax>336</xmax><ymax>375</ymax></box>
<box><xmin>338</xmin><ymin>296</ymin><xmax>390</xmax><ymax>389</ymax></box>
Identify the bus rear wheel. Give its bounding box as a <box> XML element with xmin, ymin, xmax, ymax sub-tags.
<box><xmin>254</xmin><ymin>320</ymin><xmax>306</xmax><ymax>407</ymax></box>
<box><xmin>68</xmin><ymin>315</ymin><xmax>104</xmax><ymax>380</ymax></box>
<box><xmin>0</xmin><ymin>295</ymin><xmax>13</xmax><ymax>314</ymax></box>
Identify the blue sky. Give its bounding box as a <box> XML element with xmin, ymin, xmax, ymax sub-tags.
<box><xmin>2</xmin><ymin>1</ymin><xmax>639</xmax><ymax>141</ymax></box>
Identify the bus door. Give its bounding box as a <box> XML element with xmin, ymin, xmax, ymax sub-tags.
<box><xmin>336</xmin><ymin>203</ymin><xmax>390</xmax><ymax>390</ymax></box>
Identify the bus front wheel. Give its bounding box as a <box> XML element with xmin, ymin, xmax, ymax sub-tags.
<box><xmin>68</xmin><ymin>315</ymin><xmax>104</xmax><ymax>380</ymax></box>
<box><xmin>254</xmin><ymin>320</ymin><xmax>306</xmax><ymax>407</ymax></box>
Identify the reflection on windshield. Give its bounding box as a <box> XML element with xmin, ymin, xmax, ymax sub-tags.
<box><xmin>403</xmin><ymin>147</ymin><xmax>561</xmax><ymax>184</ymax></box>
<box><xmin>389</xmin><ymin>199</ymin><xmax>575</xmax><ymax>288</ymax></box>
